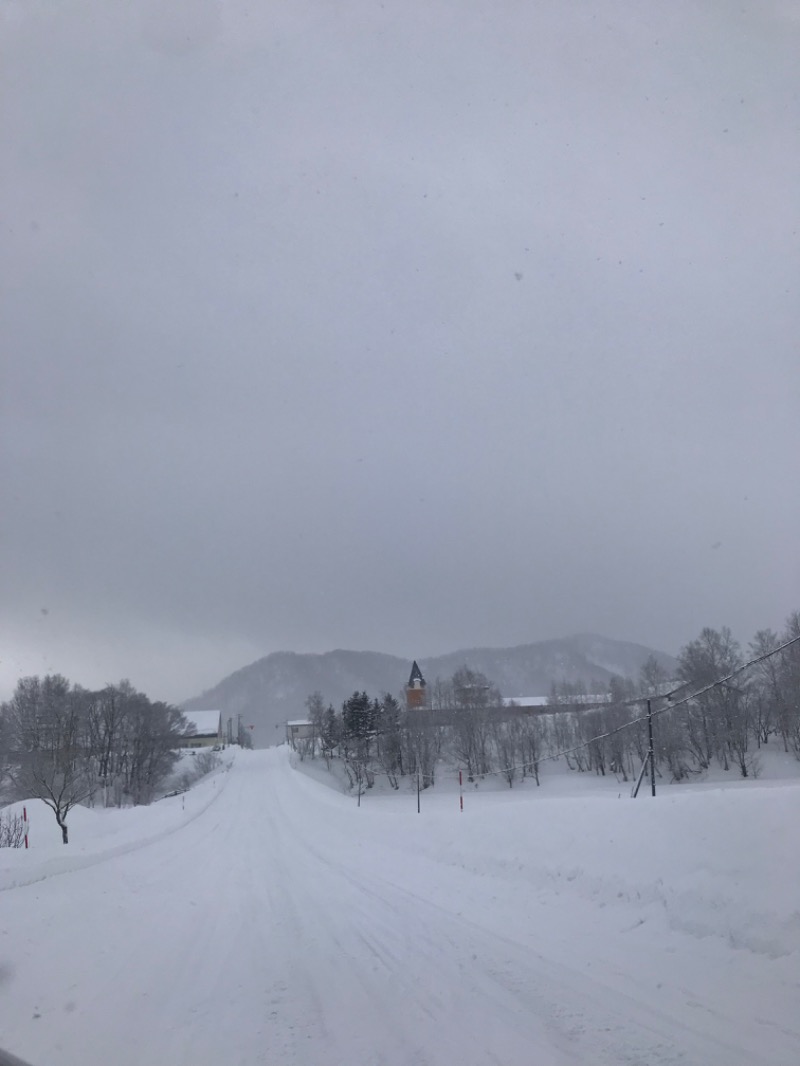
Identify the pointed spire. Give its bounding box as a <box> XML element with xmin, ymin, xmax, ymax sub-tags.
<box><xmin>408</xmin><ymin>661</ymin><xmax>425</xmax><ymax>688</ymax></box>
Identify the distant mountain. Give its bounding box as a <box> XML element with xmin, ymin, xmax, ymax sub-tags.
<box><xmin>183</xmin><ymin>636</ymin><xmax>676</xmax><ymax>748</ymax></box>
<box><xmin>183</xmin><ymin>649</ymin><xmax>407</xmax><ymax>746</ymax></box>
<box><xmin>425</xmin><ymin>634</ymin><xmax>676</xmax><ymax>699</ymax></box>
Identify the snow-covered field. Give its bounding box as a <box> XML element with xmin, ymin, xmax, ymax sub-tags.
<box><xmin>1</xmin><ymin>749</ymin><xmax>798</xmax><ymax>1066</ymax></box>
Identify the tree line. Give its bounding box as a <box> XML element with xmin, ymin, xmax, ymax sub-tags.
<box><xmin>549</xmin><ymin>614</ymin><xmax>800</xmax><ymax>783</ymax></box>
<box><xmin>298</xmin><ymin>666</ymin><xmax>546</xmax><ymax>796</ymax></box>
<box><xmin>296</xmin><ymin>613</ymin><xmax>800</xmax><ymax>795</ymax></box>
<box><xmin>0</xmin><ymin>675</ymin><xmax>194</xmax><ymax>843</ymax></box>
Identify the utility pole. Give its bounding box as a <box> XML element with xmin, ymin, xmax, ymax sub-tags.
<box><xmin>631</xmin><ymin>698</ymin><xmax>658</xmax><ymax>798</ymax></box>
<box><xmin>647</xmin><ymin>698</ymin><xmax>656</xmax><ymax>797</ymax></box>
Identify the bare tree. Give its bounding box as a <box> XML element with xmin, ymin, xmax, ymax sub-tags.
<box><xmin>375</xmin><ymin>694</ymin><xmax>404</xmax><ymax>788</ymax></box>
<box><xmin>517</xmin><ymin>714</ymin><xmax>544</xmax><ymax>785</ymax></box>
<box><xmin>748</xmin><ymin>630</ymin><xmax>782</xmax><ymax>748</ymax></box>
<box><xmin>306</xmin><ymin>691</ymin><xmax>326</xmax><ymax>761</ymax></box>
<box><xmin>403</xmin><ymin>702</ymin><xmax>441</xmax><ymax>790</ymax></box>
<box><xmin>449</xmin><ymin>667</ymin><xmax>497</xmax><ymax>778</ymax></box>
<box><xmin>581</xmin><ymin>709</ymin><xmax>607</xmax><ymax>776</ymax></box>
<box><xmin>678</xmin><ymin>627</ymin><xmax>743</xmax><ymax>771</ymax></box>
<box><xmin>5</xmin><ymin>675</ymin><xmax>94</xmax><ymax>843</ymax></box>
<box><xmin>124</xmin><ymin>695</ymin><xmax>184</xmax><ymax>804</ymax></box>
<box><xmin>84</xmin><ymin>684</ymin><xmax>128</xmax><ymax>806</ymax></box>
<box><xmin>489</xmin><ymin>717</ymin><xmax>518</xmax><ymax>786</ymax></box>
<box><xmin>0</xmin><ymin>811</ymin><xmax>26</xmax><ymax>848</ymax></box>
<box><xmin>602</xmin><ymin>704</ymin><xmax>632</xmax><ymax>782</ymax></box>
<box><xmin>0</xmin><ymin>706</ymin><xmax>12</xmax><ymax>796</ymax></box>
<box><xmin>727</xmin><ymin>689</ymin><xmax>760</xmax><ymax>778</ymax></box>
<box><xmin>777</xmin><ymin>612</ymin><xmax>800</xmax><ymax>757</ymax></box>
<box><xmin>655</xmin><ymin>710</ymin><xmax>692</xmax><ymax>782</ymax></box>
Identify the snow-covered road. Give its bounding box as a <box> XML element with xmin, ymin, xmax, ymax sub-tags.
<box><xmin>1</xmin><ymin>749</ymin><xmax>798</xmax><ymax>1066</ymax></box>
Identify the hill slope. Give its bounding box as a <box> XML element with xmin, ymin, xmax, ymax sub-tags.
<box><xmin>184</xmin><ymin>636</ymin><xmax>676</xmax><ymax>746</ymax></box>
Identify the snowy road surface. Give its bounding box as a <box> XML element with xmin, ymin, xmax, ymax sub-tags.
<box><xmin>1</xmin><ymin>749</ymin><xmax>798</xmax><ymax>1066</ymax></box>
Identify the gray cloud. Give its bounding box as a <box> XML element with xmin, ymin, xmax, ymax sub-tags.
<box><xmin>2</xmin><ymin>0</ymin><xmax>799</xmax><ymax>701</ymax></box>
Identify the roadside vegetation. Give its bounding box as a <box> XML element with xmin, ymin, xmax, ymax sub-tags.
<box><xmin>0</xmin><ymin>677</ymin><xmax>202</xmax><ymax>842</ymax></box>
<box><xmin>296</xmin><ymin>613</ymin><xmax>800</xmax><ymax>797</ymax></box>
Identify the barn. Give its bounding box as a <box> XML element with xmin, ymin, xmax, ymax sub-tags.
<box><xmin>182</xmin><ymin>710</ymin><xmax>223</xmax><ymax>748</ymax></box>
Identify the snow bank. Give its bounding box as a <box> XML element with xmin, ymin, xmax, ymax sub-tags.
<box><xmin>291</xmin><ymin>755</ymin><xmax>800</xmax><ymax>961</ymax></box>
<box><xmin>0</xmin><ymin>751</ymin><xmax>234</xmax><ymax>893</ymax></box>
<box><xmin>425</xmin><ymin>787</ymin><xmax>800</xmax><ymax>958</ymax></box>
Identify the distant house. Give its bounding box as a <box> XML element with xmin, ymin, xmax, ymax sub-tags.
<box><xmin>182</xmin><ymin>710</ymin><xmax>222</xmax><ymax>748</ymax></box>
<box><xmin>286</xmin><ymin>720</ymin><xmax>314</xmax><ymax>748</ymax></box>
<box><xmin>504</xmin><ymin>693</ymin><xmax>612</xmax><ymax>717</ymax></box>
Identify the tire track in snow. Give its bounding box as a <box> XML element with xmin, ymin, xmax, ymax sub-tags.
<box><xmin>272</xmin><ymin>750</ymin><xmax>787</xmax><ymax>1066</ymax></box>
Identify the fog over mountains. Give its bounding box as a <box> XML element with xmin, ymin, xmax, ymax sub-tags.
<box><xmin>184</xmin><ymin>635</ymin><xmax>676</xmax><ymax>746</ymax></box>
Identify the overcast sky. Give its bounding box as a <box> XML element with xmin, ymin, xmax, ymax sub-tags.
<box><xmin>2</xmin><ymin>0</ymin><xmax>798</xmax><ymax>703</ymax></box>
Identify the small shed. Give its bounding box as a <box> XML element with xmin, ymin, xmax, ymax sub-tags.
<box><xmin>182</xmin><ymin>710</ymin><xmax>223</xmax><ymax>748</ymax></box>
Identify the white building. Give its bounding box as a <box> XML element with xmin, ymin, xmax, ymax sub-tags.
<box><xmin>182</xmin><ymin>710</ymin><xmax>223</xmax><ymax>748</ymax></box>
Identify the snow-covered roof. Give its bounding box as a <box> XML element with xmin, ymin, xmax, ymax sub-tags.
<box><xmin>184</xmin><ymin>710</ymin><xmax>221</xmax><ymax>736</ymax></box>
<box><xmin>503</xmin><ymin>696</ymin><xmax>549</xmax><ymax>707</ymax></box>
<box><xmin>287</xmin><ymin>719</ymin><xmax>312</xmax><ymax>727</ymax></box>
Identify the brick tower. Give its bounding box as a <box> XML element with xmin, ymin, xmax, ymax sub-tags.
<box><xmin>406</xmin><ymin>660</ymin><xmax>427</xmax><ymax>710</ymax></box>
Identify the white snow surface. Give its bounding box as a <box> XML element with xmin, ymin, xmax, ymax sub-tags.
<box><xmin>1</xmin><ymin>749</ymin><xmax>798</xmax><ymax>1066</ymax></box>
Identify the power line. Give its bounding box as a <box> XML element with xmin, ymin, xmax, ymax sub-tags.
<box><xmin>295</xmin><ymin>632</ymin><xmax>800</xmax><ymax>790</ymax></box>
<box><xmin>652</xmin><ymin>631</ymin><xmax>800</xmax><ymax>718</ymax></box>
<box><xmin>460</xmin><ymin>632</ymin><xmax>800</xmax><ymax>783</ymax></box>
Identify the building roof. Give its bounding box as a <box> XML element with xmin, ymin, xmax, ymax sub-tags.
<box><xmin>183</xmin><ymin>710</ymin><xmax>221</xmax><ymax>736</ymax></box>
<box><xmin>408</xmin><ymin>660</ymin><xmax>426</xmax><ymax>687</ymax></box>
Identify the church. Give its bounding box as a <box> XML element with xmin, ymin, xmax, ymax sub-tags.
<box><xmin>405</xmin><ymin>660</ymin><xmax>427</xmax><ymax>709</ymax></box>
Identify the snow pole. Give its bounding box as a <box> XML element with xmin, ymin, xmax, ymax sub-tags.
<box><xmin>459</xmin><ymin>770</ymin><xmax>463</xmax><ymax>812</ymax></box>
<box><xmin>23</xmin><ymin>806</ymin><xmax>29</xmax><ymax>849</ymax></box>
<box><xmin>416</xmin><ymin>766</ymin><xmax>420</xmax><ymax>813</ymax></box>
